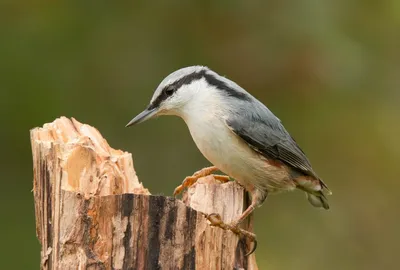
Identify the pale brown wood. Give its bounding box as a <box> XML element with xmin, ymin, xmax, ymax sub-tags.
<box><xmin>31</xmin><ymin>117</ymin><xmax>258</xmax><ymax>270</ymax></box>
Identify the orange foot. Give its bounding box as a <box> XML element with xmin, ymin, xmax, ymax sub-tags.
<box><xmin>173</xmin><ymin>166</ymin><xmax>230</xmax><ymax>196</ymax></box>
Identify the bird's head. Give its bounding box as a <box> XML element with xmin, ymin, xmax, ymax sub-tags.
<box><xmin>126</xmin><ymin>65</ymin><xmax>250</xmax><ymax>127</ymax></box>
<box><xmin>126</xmin><ymin>66</ymin><xmax>207</xmax><ymax>126</ymax></box>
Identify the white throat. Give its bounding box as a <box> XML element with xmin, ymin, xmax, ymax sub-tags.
<box><xmin>176</xmin><ymin>80</ymin><xmax>225</xmax><ymax>123</ymax></box>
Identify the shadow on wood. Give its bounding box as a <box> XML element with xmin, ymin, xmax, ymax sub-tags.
<box><xmin>31</xmin><ymin>117</ymin><xmax>258</xmax><ymax>270</ymax></box>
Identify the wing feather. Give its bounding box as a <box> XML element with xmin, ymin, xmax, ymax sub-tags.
<box><xmin>226</xmin><ymin>114</ymin><xmax>318</xmax><ymax>179</ymax></box>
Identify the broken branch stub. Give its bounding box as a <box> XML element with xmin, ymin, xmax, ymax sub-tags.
<box><xmin>31</xmin><ymin>117</ymin><xmax>258</xmax><ymax>270</ymax></box>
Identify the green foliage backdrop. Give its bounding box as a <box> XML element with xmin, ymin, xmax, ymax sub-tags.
<box><xmin>1</xmin><ymin>1</ymin><xmax>399</xmax><ymax>269</ymax></box>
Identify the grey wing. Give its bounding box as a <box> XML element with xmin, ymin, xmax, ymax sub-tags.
<box><xmin>226</xmin><ymin>112</ymin><xmax>319</xmax><ymax>179</ymax></box>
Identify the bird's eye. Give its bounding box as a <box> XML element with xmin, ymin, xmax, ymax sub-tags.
<box><xmin>164</xmin><ymin>87</ymin><xmax>175</xmax><ymax>96</ymax></box>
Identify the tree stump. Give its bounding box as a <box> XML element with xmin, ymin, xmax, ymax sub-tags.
<box><xmin>31</xmin><ymin>117</ymin><xmax>258</xmax><ymax>270</ymax></box>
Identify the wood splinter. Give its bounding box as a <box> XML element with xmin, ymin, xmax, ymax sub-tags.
<box><xmin>31</xmin><ymin>117</ymin><xmax>258</xmax><ymax>270</ymax></box>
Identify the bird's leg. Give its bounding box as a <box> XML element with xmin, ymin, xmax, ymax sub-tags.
<box><xmin>206</xmin><ymin>189</ymin><xmax>267</xmax><ymax>255</ymax></box>
<box><xmin>174</xmin><ymin>166</ymin><xmax>229</xmax><ymax>196</ymax></box>
<box><xmin>230</xmin><ymin>204</ymin><xmax>257</xmax><ymax>228</ymax></box>
<box><xmin>206</xmin><ymin>203</ymin><xmax>257</xmax><ymax>255</ymax></box>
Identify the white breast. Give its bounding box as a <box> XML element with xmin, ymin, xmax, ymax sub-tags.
<box><xmin>183</xmin><ymin>110</ymin><xmax>292</xmax><ymax>192</ymax></box>
<box><xmin>175</xmin><ymin>83</ymin><xmax>294</xmax><ymax>192</ymax></box>
<box><xmin>186</xmin><ymin>113</ymin><xmax>243</xmax><ymax>170</ymax></box>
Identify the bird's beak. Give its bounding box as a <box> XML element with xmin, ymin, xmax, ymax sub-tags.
<box><xmin>126</xmin><ymin>107</ymin><xmax>158</xmax><ymax>127</ymax></box>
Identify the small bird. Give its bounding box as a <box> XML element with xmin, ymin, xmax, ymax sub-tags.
<box><xmin>126</xmin><ymin>66</ymin><xmax>331</xmax><ymax>254</ymax></box>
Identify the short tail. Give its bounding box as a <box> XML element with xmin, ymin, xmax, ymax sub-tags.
<box><xmin>306</xmin><ymin>191</ymin><xmax>330</xmax><ymax>210</ymax></box>
<box><xmin>295</xmin><ymin>176</ymin><xmax>332</xmax><ymax>210</ymax></box>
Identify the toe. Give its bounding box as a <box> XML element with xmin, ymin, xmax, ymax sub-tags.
<box><xmin>173</xmin><ymin>176</ymin><xmax>197</xmax><ymax>196</ymax></box>
<box><xmin>173</xmin><ymin>185</ymin><xmax>184</xmax><ymax>196</ymax></box>
<box><xmin>206</xmin><ymin>213</ymin><xmax>223</xmax><ymax>226</ymax></box>
<box><xmin>213</xmin><ymin>175</ymin><xmax>230</xmax><ymax>183</ymax></box>
<box><xmin>245</xmin><ymin>238</ymin><xmax>257</xmax><ymax>256</ymax></box>
<box><xmin>204</xmin><ymin>213</ymin><xmax>258</xmax><ymax>255</ymax></box>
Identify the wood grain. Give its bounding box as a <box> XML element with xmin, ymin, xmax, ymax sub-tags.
<box><xmin>31</xmin><ymin>117</ymin><xmax>258</xmax><ymax>270</ymax></box>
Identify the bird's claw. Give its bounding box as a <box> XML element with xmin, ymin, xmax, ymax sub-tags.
<box><xmin>205</xmin><ymin>213</ymin><xmax>257</xmax><ymax>256</ymax></box>
<box><xmin>173</xmin><ymin>166</ymin><xmax>228</xmax><ymax>196</ymax></box>
<box><xmin>173</xmin><ymin>176</ymin><xmax>197</xmax><ymax>196</ymax></box>
<box><xmin>211</xmin><ymin>175</ymin><xmax>231</xmax><ymax>183</ymax></box>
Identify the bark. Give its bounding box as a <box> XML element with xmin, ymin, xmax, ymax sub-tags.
<box><xmin>31</xmin><ymin>117</ymin><xmax>258</xmax><ymax>270</ymax></box>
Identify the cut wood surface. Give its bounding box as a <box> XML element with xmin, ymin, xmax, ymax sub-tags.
<box><xmin>31</xmin><ymin>117</ymin><xmax>258</xmax><ymax>270</ymax></box>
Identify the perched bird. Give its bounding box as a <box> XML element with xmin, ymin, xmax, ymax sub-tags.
<box><xmin>126</xmin><ymin>66</ymin><xmax>331</xmax><ymax>254</ymax></box>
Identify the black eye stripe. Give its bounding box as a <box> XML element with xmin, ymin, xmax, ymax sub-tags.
<box><xmin>148</xmin><ymin>71</ymin><xmax>204</xmax><ymax>109</ymax></box>
<box><xmin>164</xmin><ymin>86</ymin><xmax>175</xmax><ymax>95</ymax></box>
<box><xmin>148</xmin><ymin>69</ymin><xmax>250</xmax><ymax>110</ymax></box>
<box><xmin>170</xmin><ymin>71</ymin><xmax>205</xmax><ymax>89</ymax></box>
<box><xmin>203</xmin><ymin>73</ymin><xmax>250</xmax><ymax>101</ymax></box>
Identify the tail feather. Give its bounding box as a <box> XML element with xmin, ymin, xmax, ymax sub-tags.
<box><xmin>306</xmin><ymin>192</ymin><xmax>330</xmax><ymax>210</ymax></box>
<box><xmin>294</xmin><ymin>176</ymin><xmax>331</xmax><ymax>210</ymax></box>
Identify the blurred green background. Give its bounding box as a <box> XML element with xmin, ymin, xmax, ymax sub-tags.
<box><xmin>1</xmin><ymin>1</ymin><xmax>399</xmax><ymax>269</ymax></box>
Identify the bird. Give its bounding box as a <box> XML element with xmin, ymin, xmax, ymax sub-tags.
<box><xmin>126</xmin><ymin>66</ymin><xmax>331</xmax><ymax>255</ymax></box>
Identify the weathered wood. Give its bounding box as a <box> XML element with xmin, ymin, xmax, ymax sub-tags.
<box><xmin>31</xmin><ymin>117</ymin><xmax>258</xmax><ymax>270</ymax></box>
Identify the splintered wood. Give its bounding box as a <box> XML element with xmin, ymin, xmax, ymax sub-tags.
<box><xmin>31</xmin><ymin>117</ymin><xmax>258</xmax><ymax>270</ymax></box>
